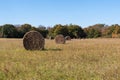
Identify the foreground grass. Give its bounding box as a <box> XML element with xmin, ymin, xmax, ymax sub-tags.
<box><xmin>0</xmin><ymin>38</ymin><xmax>120</xmax><ymax>80</ymax></box>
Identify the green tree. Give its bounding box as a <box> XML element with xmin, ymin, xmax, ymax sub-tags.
<box><xmin>48</xmin><ymin>27</ymin><xmax>55</xmax><ymax>38</ymax></box>
<box><xmin>48</xmin><ymin>24</ymin><xmax>69</xmax><ymax>38</ymax></box>
<box><xmin>54</xmin><ymin>24</ymin><xmax>68</xmax><ymax>36</ymax></box>
<box><xmin>48</xmin><ymin>24</ymin><xmax>86</xmax><ymax>39</ymax></box>
<box><xmin>1</xmin><ymin>24</ymin><xmax>17</xmax><ymax>38</ymax></box>
<box><xmin>108</xmin><ymin>24</ymin><xmax>120</xmax><ymax>38</ymax></box>
<box><xmin>18</xmin><ymin>24</ymin><xmax>32</xmax><ymax>37</ymax></box>
<box><xmin>112</xmin><ymin>24</ymin><xmax>120</xmax><ymax>34</ymax></box>
<box><xmin>0</xmin><ymin>26</ymin><xmax>2</xmax><ymax>37</ymax></box>
<box><xmin>84</xmin><ymin>28</ymin><xmax>101</xmax><ymax>38</ymax></box>
<box><xmin>36</xmin><ymin>26</ymin><xmax>48</xmax><ymax>38</ymax></box>
<box><xmin>67</xmin><ymin>24</ymin><xmax>86</xmax><ymax>38</ymax></box>
<box><xmin>104</xmin><ymin>25</ymin><xmax>117</xmax><ymax>37</ymax></box>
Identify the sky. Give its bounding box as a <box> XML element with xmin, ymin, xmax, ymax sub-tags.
<box><xmin>0</xmin><ymin>0</ymin><xmax>120</xmax><ymax>27</ymax></box>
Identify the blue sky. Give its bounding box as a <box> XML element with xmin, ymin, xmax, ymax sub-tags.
<box><xmin>0</xmin><ymin>0</ymin><xmax>120</xmax><ymax>27</ymax></box>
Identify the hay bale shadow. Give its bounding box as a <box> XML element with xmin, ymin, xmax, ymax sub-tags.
<box><xmin>43</xmin><ymin>48</ymin><xmax>62</xmax><ymax>51</ymax></box>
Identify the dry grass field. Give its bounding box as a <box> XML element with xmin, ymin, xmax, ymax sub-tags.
<box><xmin>0</xmin><ymin>38</ymin><xmax>120</xmax><ymax>80</ymax></box>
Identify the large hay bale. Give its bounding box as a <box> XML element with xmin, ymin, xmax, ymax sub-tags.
<box><xmin>65</xmin><ymin>36</ymin><xmax>71</xmax><ymax>40</ymax></box>
<box><xmin>55</xmin><ymin>34</ymin><xmax>65</xmax><ymax>44</ymax></box>
<box><xmin>23</xmin><ymin>31</ymin><xmax>45</xmax><ymax>50</ymax></box>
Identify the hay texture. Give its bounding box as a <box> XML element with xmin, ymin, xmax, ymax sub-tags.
<box><xmin>23</xmin><ymin>31</ymin><xmax>45</xmax><ymax>50</ymax></box>
<box><xmin>65</xmin><ymin>36</ymin><xmax>71</xmax><ymax>40</ymax></box>
<box><xmin>55</xmin><ymin>34</ymin><xmax>65</xmax><ymax>44</ymax></box>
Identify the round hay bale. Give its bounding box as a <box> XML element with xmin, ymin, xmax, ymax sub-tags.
<box><xmin>65</xmin><ymin>36</ymin><xmax>71</xmax><ymax>40</ymax></box>
<box><xmin>55</xmin><ymin>34</ymin><xmax>65</xmax><ymax>44</ymax></box>
<box><xmin>23</xmin><ymin>31</ymin><xmax>45</xmax><ymax>50</ymax></box>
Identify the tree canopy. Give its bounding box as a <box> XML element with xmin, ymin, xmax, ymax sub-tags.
<box><xmin>0</xmin><ymin>23</ymin><xmax>120</xmax><ymax>39</ymax></box>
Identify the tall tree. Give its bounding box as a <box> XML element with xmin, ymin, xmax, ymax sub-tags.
<box><xmin>84</xmin><ymin>28</ymin><xmax>101</xmax><ymax>38</ymax></box>
<box><xmin>67</xmin><ymin>24</ymin><xmax>86</xmax><ymax>38</ymax></box>
<box><xmin>110</xmin><ymin>24</ymin><xmax>120</xmax><ymax>38</ymax></box>
<box><xmin>48</xmin><ymin>24</ymin><xmax>69</xmax><ymax>38</ymax></box>
<box><xmin>18</xmin><ymin>24</ymin><xmax>32</xmax><ymax>37</ymax></box>
<box><xmin>54</xmin><ymin>24</ymin><xmax>68</xmax><ymax>36</ymax></box>
<box><xmin>1</xmin><ymin>24</ymin><xmax>17</xmax><ymax>38</ymax></box>
<box><xmin>0</xmin><ymin>26</ymin><xmax>2</xmax><ymax>37</ymax></box>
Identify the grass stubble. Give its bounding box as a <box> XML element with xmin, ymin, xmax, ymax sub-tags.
<box><xmin>0</xmin><ymin>38</ymin><xmax>120</xmax><ymax>80</ymax></box>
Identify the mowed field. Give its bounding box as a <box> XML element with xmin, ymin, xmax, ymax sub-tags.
<box><xmin>0</xmin><ymin>38</ymin><xmax>120</xmax><ymax>80</ymax></box>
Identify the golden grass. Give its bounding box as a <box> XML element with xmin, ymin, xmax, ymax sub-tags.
<box><xmin>0</xmin><ymin>38</ymin><xmax>120</xmax><ymax>80</ymax></box>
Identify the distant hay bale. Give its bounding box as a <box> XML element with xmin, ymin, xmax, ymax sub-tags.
<box><xmin>23</xmin><ymin>31</ymin><xmax>45</xmax><ymax>50</ymax></box>
<box><xmin>65</xmin><ymin>36</ymin><xmax>71</xmax><ymax>40</ymax></box>
<box><xmin>55</xmin><ymin>34</ymin><xmax>65</xmax><ymax>44</ymax></box>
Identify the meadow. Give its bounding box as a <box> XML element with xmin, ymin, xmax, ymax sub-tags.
<box><xmin>0</xmin><ymin>38</ymin><xmax>120</xmax><ymax>80</ymax></box>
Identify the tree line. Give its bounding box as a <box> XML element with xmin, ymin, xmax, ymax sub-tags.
<box><xmin>0</xmin><ymin>23</ymin><xmax>120</xmax><ymax>38</ymax></box>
